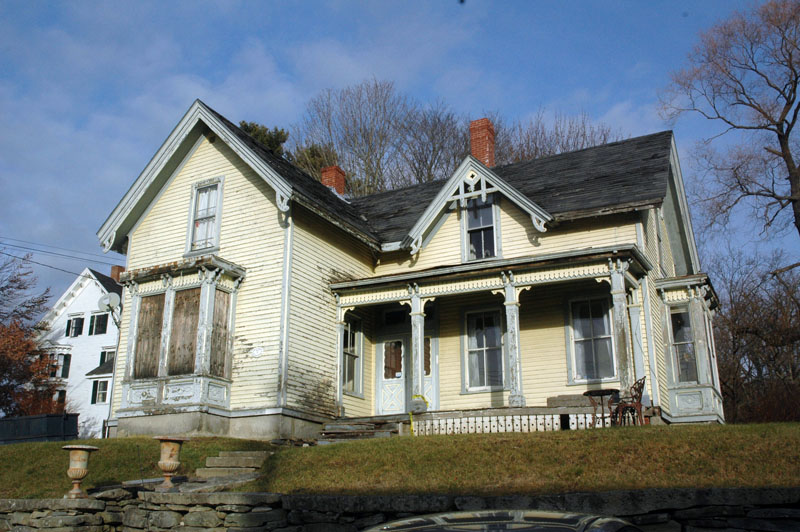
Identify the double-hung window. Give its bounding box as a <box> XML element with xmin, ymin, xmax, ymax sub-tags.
<box><xmin>88</xmin><ymin>313</ymin><xmax>109</xmax><ymax>335</ymax></box>
<box><xmin>342</xmin><ymin>317</ymin><xmax>362</xmax><ymax>395</ymax></box>
<box><xmin>100</xmin><ymin>350</ymin><xmax>115</xmax><ymax>365</ymax></box>
<box><xmin>66</xmin><ymin>316</ymin><xmax>84</xmax><ymax>337</ymax></box>
<box><xmin>669</xmin><ymin>307</ymin><xmax>698</xmax><ymax>383</ymax></box>
<box><xmin>190</xmin><ymin>183</ymin><xmax>219</xmax><ymax>251</ymax></box>
<box><xmin>91</xmin><ymin>380</ymin><xmax>109</xmax><ymax>404</ymax></box>
<box><xmin>570</xmin><ymin>298</ymin><xmax>615</xmax><ymax>381</ymax></box>
<box><xmin>465</xmin><ymin>310</ymin><xmax>503</xmax><ymax>390</ymax></box>
<box><xmin>60</xmin><ymin>354</ymin><xmax>71</xmax><ymax>379</ymax></box>
<box><xmin>466</xmin><ymin>196</ymin><xmax>497</xmax><ymax>261</ymax></box>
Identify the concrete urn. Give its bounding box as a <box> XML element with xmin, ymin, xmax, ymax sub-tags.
<box><xmin>154</xmin><ymin>436</ymin><xmax>189</xmax><ymax>491</ymax></box>
<box><xmin>62</xmin><ymin>445</ymin><xmax>99</xmax><ymax>499</ymax></box>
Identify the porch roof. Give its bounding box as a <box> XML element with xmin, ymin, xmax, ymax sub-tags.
<box><xmin>331</xmin><ymin>244</ymin><xmax>652</xmax><ymax>293</ymax></box>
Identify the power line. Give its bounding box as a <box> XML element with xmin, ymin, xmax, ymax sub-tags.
<box><xmin>0</xmin><ymin>242</ymin><xmax>122</xmax><ymax>267</ymax></box>
<box><xmin>0</xmin><ymin>250</ymin><xmax>95</xmax><ymax>280</ymax></box>
<box><xmin>0</xmin><ymin>236</ymin><xmax>122</xmax><ymax>260</ymax></box>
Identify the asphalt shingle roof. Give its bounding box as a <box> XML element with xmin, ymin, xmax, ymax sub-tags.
<box><xmin>86</xmin><ymin>358</ymin><xmax>114</xmax><ymax>376</ymax></box>
<box><xmin>200</xmin><ymin>100</ymin><xmax>674</xmax><ymax>246</ymax></box>
<box><xmin>351</xmin><ymin>131</ymin><xmax>673</xmax><ymax>242</ymax></box>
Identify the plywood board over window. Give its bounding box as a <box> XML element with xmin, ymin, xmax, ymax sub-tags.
<box><xmin>210</xmin><ymin>289</ymin><xmax>230</xmax><ymax>378</ymax></box>
<box><xmin>135</xmin><ymin>294</ymin><xmax>165</xmax><ymax>378</ymax></box>
<box><xmin>169</xmin><ymin>288</ymin><xmax>201</xmax><ymax>375</ymax></box>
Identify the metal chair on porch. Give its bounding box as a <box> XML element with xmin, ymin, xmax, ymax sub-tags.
<box><xmin>612</xmin><ymin>376</ymin><xmax>646</xmax><ymax>426</ymax></box>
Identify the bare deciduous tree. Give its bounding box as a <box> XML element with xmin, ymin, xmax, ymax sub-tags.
<box><xmin>711</xmin><ymin>249</ymin><xmax>800</xmax><ymax>422</ymax></box>
<box><xmin>293</xmin><ymin>79</ymin><xmax>410</xmax><ymax>196</ymax></box>
<box><xmin>501</xmin><ymin>109</ymin><xmax>622</xmax><ymax>164</ymax></box>
<box><xmin>661</xmin><ymin>0</ymin><xmax>800</xmax><ymax>241</ymax></box>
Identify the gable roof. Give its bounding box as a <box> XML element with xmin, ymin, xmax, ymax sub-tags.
<box><xmin>99</xmin><ymin>100</ymin><xmax>675</xmax><ymax>257</ymax></box>
<box><xmin>97</xmin><ymin>100</ymin><xmax>379</xmax><ymax>254</ymax></box>
<box><xmin>352</xmin><ymin>131</ymin><xmax>673</xmax><ymax>243</ymax></box>
<box><xmin>38</xmin><ymin>268</ymin><xmax>120</xmax><ymax>331</ymax></box>
<box><xmin>88</xmin><ymin>269</ymin><xmax>121</xmax><ymax>296</ymax></box>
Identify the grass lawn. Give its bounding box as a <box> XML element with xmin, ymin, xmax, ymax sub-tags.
<box><xmin>0</xmin><ymin>437</ymin><xmax>273</xmax><ymax>499</ymax></box>
<box><xmin>246</xmin><ymin>422</ymin><xmax>800</xmax><ymax>495</ymax></box>
<box><xmin>1</xmin><ymin>423</ymin><xmax>798</xmax><ymax>499</ymax></box>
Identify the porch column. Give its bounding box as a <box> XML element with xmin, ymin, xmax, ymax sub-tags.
<box><xmin>610</xmin><ymin>260</ymin><xmax>633</xmax><ymax>391</ymax></box>
<box><xmin>409</xmin><ymin>285</ymin><xmax>427</xmax><ymax>413</ymax></box>
<box><xmin>334</xmin><ymin>300</ymin><xmax>354</xmax><ymax>417</ymax></box>
<box><xmin>501</xmin><ymin>273</ymin><xmax>526</xmax><ymax>407</ymax></box>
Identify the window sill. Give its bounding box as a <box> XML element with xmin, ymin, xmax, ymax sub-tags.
<box><xmin>460</xmin><ymin>386</ymin><xmax>507</xmax><ymax>395</ymax></box>
<box><xmin>462</xmin><ymin>255</ymin><xmax>502</xmax><ymax>265</ymax></box>
<box><xmin>184</xmin><ymin>246</ymin><xmax>220</xmax><ymax>259</ymax></box>
<box><xmin>567</xmin><ymin>376</ymin><xmax>620</xmax><ymax>386</ymax></box>
<box><xmin>343</xmin><ymin>390</ymin><xmax>365</xmax><ymax>399</ymax></box>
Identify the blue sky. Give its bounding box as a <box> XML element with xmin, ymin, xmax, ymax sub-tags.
<box><xmin>0</xmin><ymin>0</ymin><xmax>796</xmax><ymax>301</ymax></box>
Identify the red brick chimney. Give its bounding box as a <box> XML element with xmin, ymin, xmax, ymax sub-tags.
<box><xmin>470</xmin><ymin>118</ymin><xmax>495</xmax><ymax>167</ymax></box>
<box><xmin>110</xmin><ymin>265</ymin><xmax>125</xmax><ymax>283</ymax></box>
<box><xmin>321</xmin><ymin>165</ymin><xmax>346</xmax><ymax>195</ymax></box>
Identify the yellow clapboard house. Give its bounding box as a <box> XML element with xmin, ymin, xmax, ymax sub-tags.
<box><xmin>97</xmin><ymin>100</ymin><xmax>723</xmax><ymax>439</ymax></box>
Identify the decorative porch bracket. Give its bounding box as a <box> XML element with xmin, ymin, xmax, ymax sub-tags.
<box><xmin>609</xmin><ymin>259</ymin><xmax>634</xmax><ymax>392</ymax></box>
<box><xmin>405</xmin><ymin>284</ymin><xmax>435</xmax><ymax>413</ymax></box>
<box><xmin>492</xmin><ymin>272</ymin><xmax>530</xmax><ymax>407</ymax></box>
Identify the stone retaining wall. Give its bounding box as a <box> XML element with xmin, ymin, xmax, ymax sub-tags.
<box><xmin>0</xmin><ymin>487</ymin><xmax>798</xmax><ymax>531</ymax></box>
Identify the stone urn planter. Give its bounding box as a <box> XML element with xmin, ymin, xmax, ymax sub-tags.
<box><xmin>154</xmin><ymin>436</ymin><xmax>189</xmax><ymax>491</ymax></box>
<box><xmin>62</xmin><ymin>445</ymin><xmax>99</xmax><ymax>499</ymax></box>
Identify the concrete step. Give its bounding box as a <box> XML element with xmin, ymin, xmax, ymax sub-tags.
<box><xmin>195</xmin><ymin>467</ymin><xmax>258</xmax><ymax>479</ymax></box>
<box><xmin>319</xmin><ymin>429</ymin><xmax>395</xmax><ymax>439</ymax></box>
<box><xmin>205</xmin><ymin>456</ymin><xmax>264</xmax><ymax>468</ymax></box>
<box><xmin>322</xmin><ymin>422</ymin><xmax>376</xmax><ymax>431</ymax></box>
<box><xmin>218</xmin><ymin>450</ymin><xmax>270</xmax><ymax>459</ymax></box>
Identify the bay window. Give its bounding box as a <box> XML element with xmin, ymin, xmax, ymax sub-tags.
<box><xmin>669</xmin><ymin>307</ymin><xmax>698</xmax><ymax>383</ymax></box>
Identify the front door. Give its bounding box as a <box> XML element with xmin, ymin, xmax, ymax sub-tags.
<box><xmin>376</xmin><ymin>337</ymin><xmax>438</xmax><ymax>414</ymax></box>
<box><xmin>378</xmin><ymin>339</ymin><xmax>406</xmax><ymax>414</ymax></box>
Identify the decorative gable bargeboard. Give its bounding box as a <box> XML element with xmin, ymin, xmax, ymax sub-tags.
<box><xmin>97</xmin><ymin>100</ymin><xmax>723</xmax><ymax>440</ymax></box>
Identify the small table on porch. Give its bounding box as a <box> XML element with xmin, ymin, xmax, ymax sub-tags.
<box><xmin>583</xmin><ymin>389</ymin><xmax>618</xmax><ymax>428</ymax></box>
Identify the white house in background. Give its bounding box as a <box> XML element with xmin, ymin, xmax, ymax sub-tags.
<box><xmin>39</xmin><ymin>267</ymin><xmax>123</xmax><ymax>438</ymax></box>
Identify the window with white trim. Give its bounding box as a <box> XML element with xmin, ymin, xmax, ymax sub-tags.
<box><xmin>342</xmin><ymin>317</ymin><xmax>362</xmax><ymax>395</ymax></box>
<box><xmin>569</xmin><ymin>298</ymin><xmax>615</xmax><ymax>381</ymax></box>
<box><xmin>91</xmin><ymin>380</ymin><xmax>109</xmax><ymax>404</ymax></box>
<box><xmin>66</xmin><ymin>316</ymin><xmax>84</xmax><ymax>337</ymax></box>
<box><xmin>669</xmin><ymin>307</ymin><xmax>698</xmax><ymax>383</ymax></box>
<box><xmin>100</xmin><ymin>350</ymin><xmax>115</xmax><ymax>365</ymax></box>
<box><xmin>465</xmin><ymin>196</ymin><xmax>497</xmax><ymax>261</ymax></box>
<box><xmin>465</xmin><ymin>310</ymin><xmax>503</xmax><ymax>390</ymax></box>
<box><xmin>190</xmin><ymin>183</ymin><xmax>219</xmax><ymax>251</ymax></box>
<box><xmin>88</xmin><ymin>313</ymin><xmax>109</xmax><ymax>335</ymax></box>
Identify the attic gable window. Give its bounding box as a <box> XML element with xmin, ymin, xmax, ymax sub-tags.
<box><xmin>465</xmin><ymin>195</ymin><xmax>498</xmax><ymax>261</ymax></box>
<box><xmin>187</xmin><ymin>178</ymin><xmax>223</xmax><ymax>254</ymax></box>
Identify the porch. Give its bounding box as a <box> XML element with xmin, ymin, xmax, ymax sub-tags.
<box><xmin>330</xmin><ymin>246</ymin><xmax>655</xmax><ymax>425</ymax></box>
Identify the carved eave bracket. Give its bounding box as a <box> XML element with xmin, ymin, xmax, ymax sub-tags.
<box><xmin>276</xmin><ymin>191</ymin><xmax>291</xmax><ymax>212</ymax></box>
<box><xmin>102</xmin><ymin>231</ymin><xmax>117</xmax><ymax>253</ymax></box>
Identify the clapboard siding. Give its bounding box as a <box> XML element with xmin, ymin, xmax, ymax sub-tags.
<box><xmin>114</xmin><ymin>137</ymin><xmax>286</xmax><ymax>417</ymax></box>
<box><xmin>287</xmin><ymin>206</ymin><xmax>374</xmax><ymax>417</ymax></box>
<box><xmin>373</xmin><ymin>202</ymin><xmax>639</xmax><ymax>277</ymax></box>
<box><xmin>643</xmin><ymin>208</ymin><xmax>670</xmax><ymax>415</ymax></box>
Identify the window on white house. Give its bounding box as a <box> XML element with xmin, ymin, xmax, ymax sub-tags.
<box><xmin>342</xmin><ymin>317</ymin><xmax>362</xmax><ymax>394</ymax></box>
<box><xmin>100</xmin><ymin>350</ymin><xmax>115</xmax><ymax>365</ymax></box>
<box><xmin>570</xmin><ymin>298</ymin><xmax>615</xmax><ymax>381</ymax></box>
<box><xmin>56</xmin><ymin>390</ymin><xmax>66</xmax><ymax>404</ymax></box>
<box><xmin>465</xmin><ymin>310</ymin><xmax>503</xmax><ymax>390</ymax></box>
<box><xmin>60</xmin><ymin>354</ymin><xmax>71</xmax><ymax>379</ymax></box>
<box><xmin>670</xmin><ymin>307</ymin><xmax>698</xmax><ymax>383</ymax></box>
<box><xmin>191</xmin><ymin>183</ymin><xmax>219</xmax><ymax>251</ymax></box>
<box><xmin>91</xmin><ymin>380</ymin><xmax>108</xmax><ymax>404</ymax></box>
<box><xmin>66</xmin><ymin>316</ymin><xmax>84</xmax><ymax>337</ymax></box>
<box><xmin>88</xmin><ymin>313</ymin><xmax>109</xmax><ymax>335</ymax></box>
<box><xmin>466</xmin><ymin>196</ymin><xmax>496</xmax><ymax>260</ymax></box>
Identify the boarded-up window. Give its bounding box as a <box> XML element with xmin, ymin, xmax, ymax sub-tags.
<box><xmin>210</xmin><ymin>289</ymin><xmax>230</xmax><ymax>377</ymax></box>
<box><xmin>168</xmin><ymin>288</ymin><xmax>201</xmax><ymax>376</ymax></box>
<box><xmin>134</xmin><ymin>294</ymin><xmax>165</xmax><ymax>379</ymax></box>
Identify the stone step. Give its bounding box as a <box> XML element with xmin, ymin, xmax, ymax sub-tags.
<box><xmin>206</xmin><ymin>456</ymin><xmax>264</xmax><ymax>468</ymax></box>
<box><xmin>217</xmin><ymin>450</ymin><xmax>271</xmax><ymax>459</ymax></box>
<box><xmin>322</xmin><ymin>422</ymin><xmax>376</xmax><ymax>431</ymax></box>
<box><xmin>194</xmin><ymin>467</ymin><xmax>258</xmax><ymax>479</ymax></box>
<box><xmin>319</xmin><ymin>429</ymin><xmax>395</xmax><ymax>439</ymax></box>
